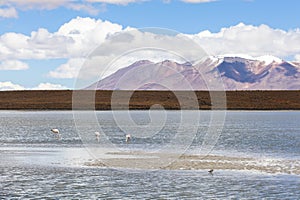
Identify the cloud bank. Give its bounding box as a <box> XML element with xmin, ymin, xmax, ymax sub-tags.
<box><xmin>189</xmin><ymin>23</ymin><xmax>300</xmax><ymax>59</ymax></box>
<box><xmin>0</xmin><ymin>17</ymin><xmax>123</xmax><ymax>60</ymax></box>
<box><xmin>1</xmin><ymin>17</ymin><xmax>300</xmax><ymax>81</ymax></box>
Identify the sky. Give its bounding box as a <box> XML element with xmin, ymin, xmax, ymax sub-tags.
<box><xmin>0</xmin><ymin>0</ymin><xmax>300</xmax><ymax>90</ymax></box>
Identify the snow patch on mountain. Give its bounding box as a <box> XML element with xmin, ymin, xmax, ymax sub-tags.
<box><xmin>212</xmin><ymin>54</ymin><xmax>283</xmax><ymax>65</ymax></box>
<box><xmin>255</xmin><ymin>55</ymin><xmax>283</xmax><ymax>65</ymax></box>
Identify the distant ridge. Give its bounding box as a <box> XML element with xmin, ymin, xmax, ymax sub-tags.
<box><xmin>88</xmin><ymin>55</ymin><xmax>300</xmax><ymax>90</ymax></box>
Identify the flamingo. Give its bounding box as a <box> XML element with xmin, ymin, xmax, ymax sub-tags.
<box><xmin>51</xmin><ymin>128</ymin><xmax>60</xmax><ymax>139</ymax></box>
<box><xmin>125</xmin><ymin>134</ymin><xmax>131</xmax><ymax>143</ymax></box>
<box><xmin>95</xmin><ymin>131</ymin><xmax>100</xmax><ymax>142</ymax></box>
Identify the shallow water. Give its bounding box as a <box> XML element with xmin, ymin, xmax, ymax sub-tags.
<box><xmin>1</xmin><ymin>166</ymin><xmax>300</xmax><ymax>199</ymax></box>
<box><xmin>0</xmin><ymin>111</ymin><xmax>299</xmax><ymax>199</ymax></box>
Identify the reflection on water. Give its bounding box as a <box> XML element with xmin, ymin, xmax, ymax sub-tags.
<box><xmin>0</xmin><ymin>111</ymin><xmax>299</xmax><ymax>199</ymax></box>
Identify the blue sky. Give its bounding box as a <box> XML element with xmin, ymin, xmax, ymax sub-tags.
<box><xmin>2</xmin><ymin>0</ymin><xmax>300</xmax><ymax>34</ymax></box>
<box><xmin>0</xmin><ymin>0</ymin><xmax>300</xmax><ymax>90</ymax></box>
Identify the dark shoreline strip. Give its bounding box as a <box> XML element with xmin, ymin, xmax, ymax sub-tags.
<box><xmin>0</xmin><ymin>90</ymin><xmax>300</xmax><ymax>110</ymax></box>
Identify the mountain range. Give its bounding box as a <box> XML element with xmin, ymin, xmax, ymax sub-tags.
<box><xmin>88</xmin><ymin>55</ymin><xmax>300</xmax><ymax>90</ymax></box>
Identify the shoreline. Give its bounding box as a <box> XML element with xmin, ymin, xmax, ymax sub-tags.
<box><xmin>0</xmin><ymin>90</ymin><xmax>300</xmax><ymax>110</ymax></box>
<box><xmin>1</xmin><ymin>145</ymin><xmax>298</xmax><ymax>175</ymax></box>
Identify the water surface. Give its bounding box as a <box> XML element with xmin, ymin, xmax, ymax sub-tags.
<box><xmin>0</xmin><ymin>111</ymin><xmax>299</xmax><ymax>199</ymax></box>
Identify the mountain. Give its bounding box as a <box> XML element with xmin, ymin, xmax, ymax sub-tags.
<box><xmin>88</xmin><ymin>55</ymin><xmax>300</xmax><ymax>90</ymax></box>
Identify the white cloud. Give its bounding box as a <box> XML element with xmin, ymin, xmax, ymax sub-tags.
<box><xmin>0</xmin><ymin>29</ymin><xmax>71</xmax><ymax>59</ymax></box>
<box><xmin>0</xmin><ymin>17</ymin><xmax>123</xmax><ymax>60</ymax></box>
<box><xmin>67</xmin><ymin>3</ymin><xmax>101</xmax><ymax>15</ymax></box>
<box><xmin>57</xmin><ymin>17</ymin><xmax>123</xmax><ymax>57</ymax></box>
<box><xmin>0</xmin><ymin>81</ymin><xmax>67</xmax><ymax>90</ymax></box>
<box><xmin>0</xmin><ymin>7</ymin><xmax>17</xmax><ymax>18</ymax></box>
<box><xmin>0</xmin><ymin>0</ymin><xmax>146</xmax><ymax>18</ymax></box>
<box><xmin>0</xmin><ymin>81</ymin><xmax>25</xmax><ymax>91</ymax></box>
<box><xmin>190</xmin><ymin>23</ymin><xmax>300</xmax><ymax>59</ymax></box>
<box><xmin>48</xmin><ymin>58</ymin><xmax>85</xmax><ymax>79</ymax></box>
<box><xmin>181</xmin><ymin>0</ymin><xmax>216</xmax><ymax>3</ymax></box>
<box><xmin>0</xmin><ymin>0</ymin><xmax>99</xmax><ymax>17</ymax></box>
<box><xmin>0</xmin><ymin>60</ymin><xmax>29</xmax><ymax>70</ymax></box>
<box><xmin>32</xmin><ymin>83</ymin><xmax>67</xmax><ymax>90</ymax></box>
<box><xmin>2</xmin><ymin>18</ymin><xmax>300</xmax><ymax>63</ymax></box>
<box><xmin>4</xmin><ymin>0</ymin><xmax>71</xmax><ymax>10</ymax></box>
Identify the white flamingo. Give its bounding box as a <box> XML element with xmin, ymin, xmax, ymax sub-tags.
<box><xmin>51</xmin><ymin>128</ymin><xmax>60</xmax><ymax>139</ymax></box>
<box><xmin>125</xmin><ymin>134</ymin><xmax>131</xmax><ymax>143</ymax></box>
<box><xmin>95</xmin><ymin>131</ymin><xmax>100</xmax><ymax>142</ymax></box>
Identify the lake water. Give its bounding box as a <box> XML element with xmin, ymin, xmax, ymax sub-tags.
<box><xmin>0</xmin><ymin>111</ymin><xmax>299</xmax><ymax>199</ymax></box>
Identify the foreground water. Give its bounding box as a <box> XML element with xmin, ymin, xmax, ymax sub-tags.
<box><xmin>0</xmin><ymin>111</ymin><xmax>299</xmax><ymax>199</ymax></box>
